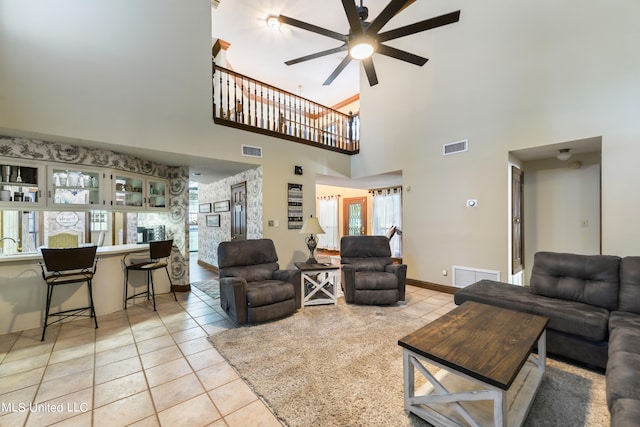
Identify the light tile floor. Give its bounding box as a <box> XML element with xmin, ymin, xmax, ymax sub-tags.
<box><xmin>0</xmin><ymin>270</ymin><xmax>455</xmax><ymax>426</ymax></box>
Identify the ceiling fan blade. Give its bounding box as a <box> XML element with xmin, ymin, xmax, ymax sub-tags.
<box><xmin>376</xmin><ymin>44</ymin><xmax>428</xmax><ymax>66</ymax></box>
<box><xmin>377</xmin><ymin>10</ymin><xmax>461</xmax><ymax>42</ymax></box>
<box><xmin>362</xmin><ymin>57</ymin><xmax>379</xmax><ymax>86</ymax></box>
<box><xmin>323</xmin><ymin>56</ymin><xmax>353</xmax><ymax>85</ymax></box>
<box><xmin>285</xmin><ymin>45</ymin><xmax>348</xmax><ymax>66</ymax></box>
<box><xmin>342</xmin><ymin>0</ymin><xmax>363</xmax><ymax>35</ymax></box>
<box><xmin>366</xmin><ymin>0</ymin><xmax>414</xmax><ymax>35</ymax></box>
<box><xmin>278</xmin><ymin>15</ymin><xmax>348</xmax><ymax>42</ymax></box>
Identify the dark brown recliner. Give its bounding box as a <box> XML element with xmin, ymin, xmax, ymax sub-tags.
<box><xmin>217</xmin><ymin>239</ymin><xmax>301</xmax><ymax>324</ymax></box>
<box><xmin>340</xmin><ymin>235</ymin><xmax>407</xmax><ymax>305</ymax></box>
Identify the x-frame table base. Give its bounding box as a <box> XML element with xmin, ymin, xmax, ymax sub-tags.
<box><xmin>403</xmin><ymin>331</ymin><xmax>546</xmax><ymax>427</ymax></box>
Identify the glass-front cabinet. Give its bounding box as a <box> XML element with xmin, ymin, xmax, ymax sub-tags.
<box><xmin>112</xmin><ymin>173</ymin><xmax>144</xmax><ymax>209</ymax></box>
<box><xmin>1</xmin><ymin>157</ymin><xmax>170</xmax><ymax>212</ymax></box>
<box><xmin>147</xmin><ymin>179</ymin><xmax>169</xmax><ymax>210</ymax></box>
<box><xmin>48</xmin><ymin>166</ymin><xmax>104</xmax><ymax>208</ymax></box>
<box><xmin>0</xmin><ymin>160</ymin><xmax>44</xmax><ymax>208</ymax></box>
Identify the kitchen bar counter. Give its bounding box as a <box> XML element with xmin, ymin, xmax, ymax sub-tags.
<box><xmin>0</xmin><ymin>244</ymin><xmax>173</xmax><ymax>335</ymax></box>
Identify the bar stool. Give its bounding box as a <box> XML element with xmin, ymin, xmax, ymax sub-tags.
<box><xmin>39</xmin><ymin>246</ymin><xmax>99</xmax><ymax>341</ymax></box>
<box><xmin>123</xmin><ymin>239</ymin><xmax>177</xmax><ymax>311</ymax></box>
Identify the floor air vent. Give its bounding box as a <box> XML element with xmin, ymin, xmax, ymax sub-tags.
<box><xmin>443</xmin><ymin>139</ymin><xmax>468</xmax><ymax>156</ymax></box>
<box><xmin>452</xmin><ymin>265</ymin><xmax>500</xmax><ymax>288</ymax></box>
<box><xmin>241</xmin><ymin>145</ymin><xmax>262</xmax><ymax>158</ymax></box>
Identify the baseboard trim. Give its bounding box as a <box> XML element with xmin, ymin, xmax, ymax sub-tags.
<box><xmin>197</xmin><ymin>259</ymin><xmax>219</xmax><ymax>273</ymax></box>
<box><xmin>407</xmin><ymin>278</ymin><xmax>457</xmax><ymax>295</ymax></box>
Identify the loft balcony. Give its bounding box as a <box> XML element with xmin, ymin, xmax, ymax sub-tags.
<box><xmin>212</xmin><ymin>64</ymin><xmax>360</xmax><ymax>155</ymax></box>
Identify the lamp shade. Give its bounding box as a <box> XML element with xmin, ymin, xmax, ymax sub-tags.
<box><xmin>300</xmin><ymin>216</ymin><xmax>325</xmax><ymax>235</ymax></box>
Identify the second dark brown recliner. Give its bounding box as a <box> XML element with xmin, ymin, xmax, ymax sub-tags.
<box><xmin>217</xmin><ymin>238</ymin><xmax>301</xmax><ymax>324</ymax></box>
<box><xmin>340</xmin><ymin>235</ymin><xmax>407</xmax><ymax>305</ymax></box>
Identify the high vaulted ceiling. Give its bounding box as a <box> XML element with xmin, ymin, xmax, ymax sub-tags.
<box><xmin>211</xmin><ymin>0</ymin><xmax>449</xmax><ymax>108</ymax></box>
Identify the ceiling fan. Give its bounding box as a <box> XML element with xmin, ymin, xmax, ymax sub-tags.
<box><xmin>278</xmin><ymin>0</ymin><xmax>461</xmax><ymax>86</ymax></box>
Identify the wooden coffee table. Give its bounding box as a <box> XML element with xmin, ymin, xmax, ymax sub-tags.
<box><xmin>398</xmin><ymin>301</ymin><xmax>548</xmax><ymax>427</ymax></box>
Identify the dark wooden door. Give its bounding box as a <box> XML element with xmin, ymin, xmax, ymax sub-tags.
<box><xmin>512</xmin><ymin>166</ymin><xmax>524</xmax><ymax>274</ymax></box>
<box><xmin>343</xmin><ymin>197</ymin><xmax>367</xmax><ymax>236</ymax></box>
<box><xmin>231</xmin><ymin>182</ymin><xmax>247</xmax><ymax>240</ymax></box>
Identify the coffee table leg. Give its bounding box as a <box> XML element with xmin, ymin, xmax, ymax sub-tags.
<box><xmin>403</xmin><ymin>350</ymin><xmax>415</xmax><ymax>412</ymax></box>
<box><xmin>403</xmin><ymin>350</ymin><xmax>492</xmax><ymax>426</ymax></box>
<box><xmin>493</xmin><ymin>391</ymin><xmax>506</xmax><ymax>426</ymax></box>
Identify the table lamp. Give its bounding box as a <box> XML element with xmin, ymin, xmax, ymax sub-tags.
<box><xmin>300</xmin><ymin>215</ymin><xmax>325</xmax><ymax>264</ymax></box>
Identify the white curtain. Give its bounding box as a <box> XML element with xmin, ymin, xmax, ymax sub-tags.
<box><xmin>317</xmin><ymin>196</ymin><xmax>339</xmax><ymax>250</ymax></box>
<box><xmin>372</xmin><ymin>187</ymin><xmax>402</xmax><ymax>257</ymax></box>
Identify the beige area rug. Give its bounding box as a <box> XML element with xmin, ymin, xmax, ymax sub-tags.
<box><xmin>208</xmin><ymin>301</ymin><xmax>609</xmax><ymax>427</ymax></box>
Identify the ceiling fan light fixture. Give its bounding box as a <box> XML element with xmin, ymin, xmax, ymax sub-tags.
<box><xmin>557</xmin><ymin>148</ymin><xmax>572</xmax><ymax>161</ymax></box>
<box><xmin>349</xmin><ymin>35</ymin><xmax>375</xmax><ymax>60</ymax></box>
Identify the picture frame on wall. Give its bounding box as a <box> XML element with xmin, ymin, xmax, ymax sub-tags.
<box><xmin>287</xmin><ymin>183</ymin><xmax>303</xmax><ymax>229</ymax></box>
<box><xmin>206</xmin><ymin>214</ymin><xmax>220</xmax><ymax>227</ymax></box>
<box><xmin>199</xmin><ymin>203</ymin><xmax>212</xmax><ymax>213</ymax></box>
<box><xmin>213</xmin><ymin>200</ymin><xmax>230</xmax><ymax>212</ymax></box>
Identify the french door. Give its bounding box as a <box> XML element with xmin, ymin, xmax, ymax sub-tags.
<box><xmin>343</xmin><ymin>197</ymin><xmax>367</xmax><ymax>236</ymax></box>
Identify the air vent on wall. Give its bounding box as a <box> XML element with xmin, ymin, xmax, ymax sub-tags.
<box><xmin>443</xmin><ymin>139</ymin><xmax>468</xmax><ymax>156</ymax></box>
<box><xmin>241</xmin><ymin>145</ymin><xmax>262</xmax><ymax>158</ymax></box>
<box><xmin>452</xmin><ymin>265</ymin><xmax>500</xmax><ymax>288</ymax></box>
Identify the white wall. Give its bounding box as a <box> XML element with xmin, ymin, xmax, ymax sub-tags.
<box><xmin>356</xmin><ymin>0</ymin><xmax>640</xmax><ymax>285</ymax></box>
<box><xmin>523</xmin><ymin>153</ymin><xmax>601</xmax><ymax>283</ymax></box>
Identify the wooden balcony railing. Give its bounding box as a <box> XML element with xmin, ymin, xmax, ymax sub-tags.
<box><xmin>213</xmin><ymin>64</ymin><xmax>359</xmax><ymax>155</ymax></box>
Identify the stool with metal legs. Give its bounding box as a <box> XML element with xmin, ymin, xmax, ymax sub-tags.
<box><xmin>39</xmin><ymin>246</ymin><xmax>99</xmax><ymax>341</ymax></box>
<box><xmin>123</xmin><ymin>239</ymin><xmax>177</xmax><ymax>311</ymax></box>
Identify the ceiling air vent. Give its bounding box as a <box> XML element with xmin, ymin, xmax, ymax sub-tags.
<box><xmin>443</xmin><ymin>139</ymin><xmax>468</xmax><ymax>156</ymax></box>
<box><xmin>241</xmin><ymin>144</ymin><xmax>263</xmax><ymax>158</ymax></box>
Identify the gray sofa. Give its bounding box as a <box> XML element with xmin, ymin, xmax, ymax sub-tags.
<box><xmin>454</xmin><ymin>251</ymin><xmax>640</xmax><ymax>426</ymax></box>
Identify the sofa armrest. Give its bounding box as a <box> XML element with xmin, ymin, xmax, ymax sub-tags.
<box><xmin>341</xmin><ymin>265</ymin><xmax>357</xmax><ymax>303</ymax></box>
<box><xmin>219</xmin><ymin>277</ymin><xmax>248</xmax><ymax>324</ymax></box>
<box><xmin>386</xmin><ymin>263</ymin><xmax>407</xmax><ymax>301</ymax></box>
<box><xmin>273</xmin><ymin>269</ymin><xmax>302</xmax><ymax>308</ymax></box>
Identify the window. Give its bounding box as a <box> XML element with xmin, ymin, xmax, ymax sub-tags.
<box><xmin>371</xmin><ymin>187</ymin><xmax>402</xmax><ymax>257</ymax></box>
<box><xmin>317</xmin><ymin>196</ymin><xmax>339</xmax><ymax>250</ymax></box>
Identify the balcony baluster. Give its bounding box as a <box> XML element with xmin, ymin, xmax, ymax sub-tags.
<box><xmin>212</xmin><ymin>64</ymin><xmax>359</xmax><ymax>155</ymax></box>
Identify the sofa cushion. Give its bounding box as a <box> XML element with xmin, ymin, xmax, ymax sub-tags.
<box><xmin>610</xmin><ymin>398</ymin><xmax>640</xmax><ymax>427</ymax></box>
<box><xmin>609</xmin><ymin>311</ymin><xmax>640</xmax><ymax>334</ymax></box>
<box><xmin>529</xmin><ymin>252</ymin><xmax>621</xmax><ymax>310</ymax></box>
<box><xmin>455</xmin><ymin>280</ymin><xmax>609</xmax><ymax>342</ymax></box>
<box><xmin>220</xmin><ymin>263</ymin><xmax>279</xmax><ymax>283</ymax></box>
<box><xmin>355</xmin><ymin>272</ymin><xmax>398</xmax><ymax>290</ymax></box>
<box><xmin>606</xmin><ymin>350</ymin><xmax>640</xmax><ymax>410</ymax></box>
<box><xmin>342</xmin><ymin>258</ymin><xmax>392</xmax><ymax>272</ymax></box>
<box><xmin>340</xmin><ymin>235</ymin><xmax>391</xmax><ymax>258</ymax></box>
<box><xmin>609</xmin><ymin>327</ymin><xmax>640</xmax><ymax>355</ymax></box>
<box><xmin>619</xmin><ymin>256</ymin><xmax>640</xmax><ymax>314</ymax></box>
<box><xmin>246</xmin><ymin>280</ymin><xmax>295</xmax><ymax>307</ymax></box>
<box><xmin>218</xmin><ymin>238</ymin><xmax>278</xmax><ymax>268</ymax></box>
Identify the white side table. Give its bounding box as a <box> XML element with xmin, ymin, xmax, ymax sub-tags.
<box><xmin>294</xmin><ymin>262</ymin><xmax>340</xmax><ymax>306</ymax></box>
